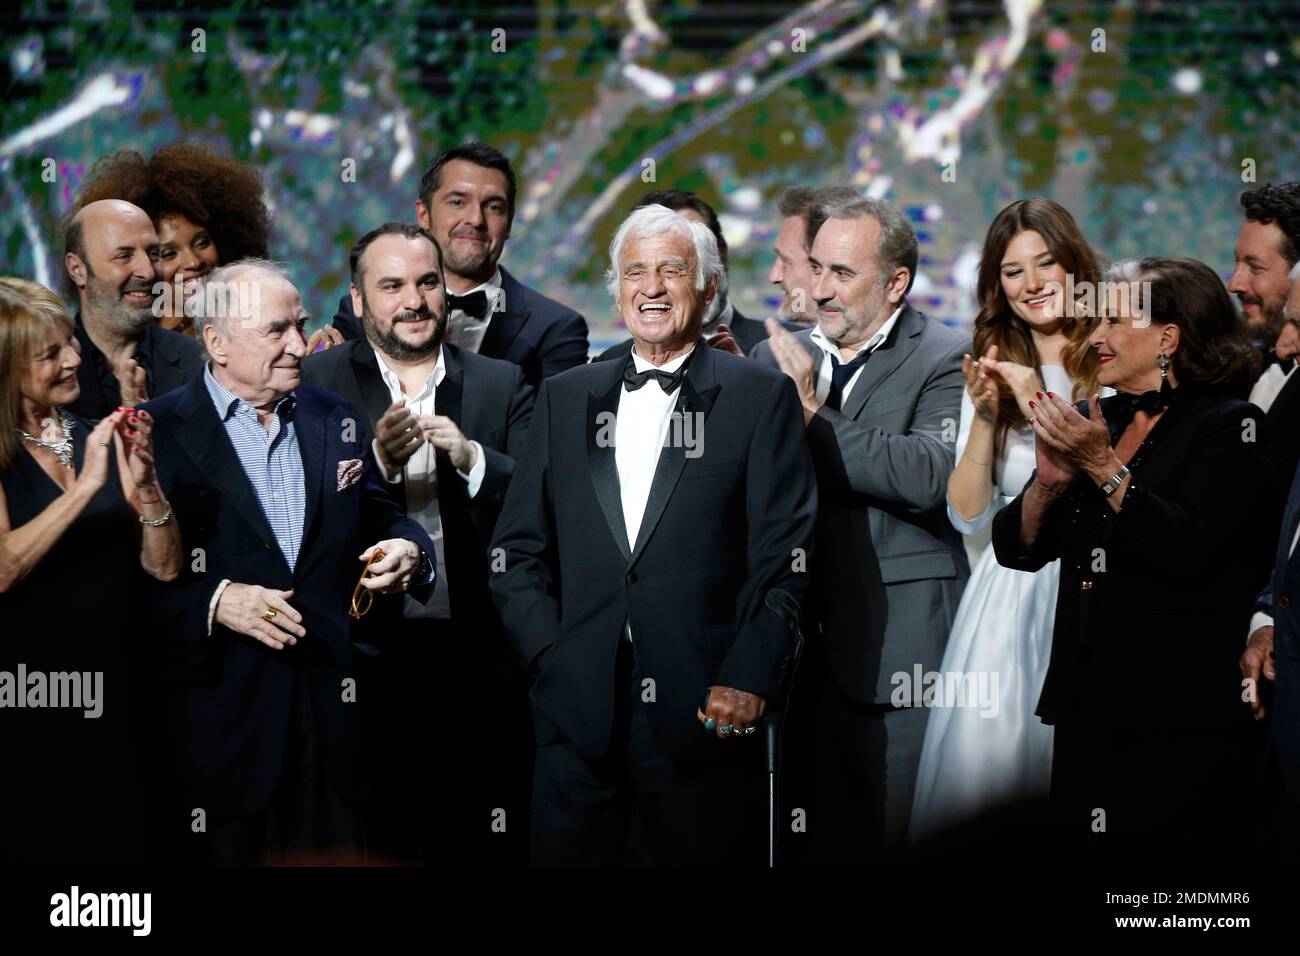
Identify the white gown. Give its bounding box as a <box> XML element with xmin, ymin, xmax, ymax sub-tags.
<box><xmin>908</xmin><ymin>365</ymin><xmax>1075</xmax><ymax>843</ymax></box>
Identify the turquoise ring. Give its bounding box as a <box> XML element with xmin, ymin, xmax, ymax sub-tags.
<box><xmin>720</xmin><ymin>725</ymin><xmax>733</xmax><ymax>735</ymax></box>
<box><xmin>704</xmin><ymin>717</ymin><xmax>716</xmax><ymax>731</ymax></box>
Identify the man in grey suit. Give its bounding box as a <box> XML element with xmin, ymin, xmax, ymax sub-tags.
<box><xmin>751</xmin><ymin>192</ymin><xmax>969</xmax><ymax>862</ymax></box>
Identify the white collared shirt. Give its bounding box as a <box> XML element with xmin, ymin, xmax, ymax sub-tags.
<box><xmin>371</xmin><ymin>348</ymin><xmax>485</xmax><ymax>619</ymax></box>
<box><xmin>446</xmin><ymin>268</ymin><xmax>505</xmax><ymax>354</ymax></box>
<box><xmin>1249</xmin><ymin>361</ymin><xmax>1296</xmax><ymax>414</ymax></box>
<box><xmin>615</xmin><ymin>345</ymin><xmax>694</xmax><ymax>552</ymax></box>
<box><xmin>809</xmin><ymin>305</ymin><xmax>902</xmax><ymax>406</ymax></box>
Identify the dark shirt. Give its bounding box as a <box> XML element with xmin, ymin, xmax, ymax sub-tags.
<box><xmin>68</xmin><ymin>312</ymin><xmax>205</xmax><ymax>418</ymax></box>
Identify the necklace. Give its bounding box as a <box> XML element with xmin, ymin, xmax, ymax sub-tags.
<box><xmin>17</xmin><ymin>409</ymin><xmax>75</xmax><ymax>469</ymax></box>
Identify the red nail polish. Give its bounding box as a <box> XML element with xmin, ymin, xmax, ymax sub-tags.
<box><xmin>1028</xmin><ymin>401</ymin><xmax>1036</xmax><ymax>408</ymax></box>
<box><xmin>1035</xmin><ymin>392</ymin><xmax>1043</xmax><ymax>399</ymax></box>
<box><xmin>1047</xmin><ymin>392</ymin><xmax>1055</xmax><ymax>398</ymax></box>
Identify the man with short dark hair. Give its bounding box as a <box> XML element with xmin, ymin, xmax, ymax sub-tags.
<box><xmin>324</xmin><ymin>142</ymin><xmax>589</xmax><ymax>384</ymax></box>
<box><xmin>301</xmin><ymin>222</ymin><xmax>534</xmax><ymax>864</ymax></box>
<box><xmin>1231</xmin><ymin>182</ymin><xmax>1300</xmax><ymax>509</ymax></box>
<box><xmin>62</xmin><ymin>199</ymin><xmax>204</xmax><ymax>416</ymax></box>
<box><xmin>769</xmin><ymin>186</ymin><xmax>859</xmax><ymax>328</ymax></box>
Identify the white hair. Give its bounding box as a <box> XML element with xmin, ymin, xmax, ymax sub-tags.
<box><xmin>604</xmin><ymin>204</ymin><xmax>724</xmax><ymax>297</ymax></box>
<box><xmin>194</xmin><ymin>257</ymin><xmax>296</xmax><ymax>339</ymax></box>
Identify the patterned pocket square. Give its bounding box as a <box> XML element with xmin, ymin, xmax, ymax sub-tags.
<box><xmin>337</xmin><ymin>458</ymin><xmax>363</xmax><ymax>492</ymax></box>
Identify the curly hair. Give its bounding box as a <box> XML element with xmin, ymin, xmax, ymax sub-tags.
<box><xmin>75</xmin><ymin>143</ymin><xmax>271</xmax><ymax>264</ymax></box>
<box><xmin>1240</xmin><ymin>182</ymin><xmax>1300</xmax><ymax>266</ymax></box>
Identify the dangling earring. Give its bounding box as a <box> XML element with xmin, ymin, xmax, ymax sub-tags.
<box><xmin>1156</xmin><ymin>350</ymin><xmax>1173</xmax><ymax>402</ymax></box>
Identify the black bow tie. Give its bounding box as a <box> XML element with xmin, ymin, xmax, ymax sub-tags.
<box><xmin>1119</xmin><ymin>384</ymin><xmax>1172</xmax><ymax>417</ymax></box>
<box><xmin>447</xmin><ymin>290</ymin><xmax>490</xmax><ymax>320</ymax></box>
<box><xmin>1266</xmin><ymin>351</ymin><xmax>1296</xmax><ymax>375</ymax></box>
<box><xmin>623</xmin><ymin>354</ymin><xmax>691</xmax><ymax>393</ymax></box>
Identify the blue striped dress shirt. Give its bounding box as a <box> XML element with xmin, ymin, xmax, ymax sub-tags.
<box><xmin>203</xmin><ymin>365</ymin><xmax>307</xmax><ymax>571</ymax></box>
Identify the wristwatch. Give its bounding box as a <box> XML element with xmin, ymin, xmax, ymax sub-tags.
<box><xmin>1099</xmin><ymin>464</ymin><xmax>1131</xmax><ymax>496</ymax></box>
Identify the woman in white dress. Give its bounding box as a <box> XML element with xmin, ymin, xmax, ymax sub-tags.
<box><xmin>910</xmin><ymin>198</ymin><xmax>1102</xmax><ymax>842</ymax></box>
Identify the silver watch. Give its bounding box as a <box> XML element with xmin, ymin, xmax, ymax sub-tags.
<box><xmin>1099</xmin><ymin>464</ymin><xmax>1130</xmax><ymax>496</ymax></box>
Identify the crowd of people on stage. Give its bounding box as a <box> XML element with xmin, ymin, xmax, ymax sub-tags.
<box><xmin>3</xmin><ymin>135</ymin><xmax>1300</xmax><ymax>867</ymax></box>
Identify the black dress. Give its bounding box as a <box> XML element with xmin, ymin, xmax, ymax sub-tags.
<box><xmin>0</xmin><ymin>414</ymin><xmax>160</xmax><ymax>866</ymax></box>
<box><xmin>992</xmin><ymin>384</ymin><xmax>1278</xmax><ymax>856</ymax></box>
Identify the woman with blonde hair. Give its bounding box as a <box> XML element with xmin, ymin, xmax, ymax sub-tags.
<box><xmin>911</xmin><ymin>198</ymin><xmax>1103</xmax><ymax>841</ymax></box>
<box><xmin>0</xmin><ymin>277</ymin><xmax>181</xmax><ymax>866</ymax></box>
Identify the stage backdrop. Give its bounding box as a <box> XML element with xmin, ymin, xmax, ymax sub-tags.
<box><xmin>3</xmin><ymin>0</ymin><xmax>1299</xmax><ymax>351</ymax></box>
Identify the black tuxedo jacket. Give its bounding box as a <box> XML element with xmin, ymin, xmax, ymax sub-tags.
<box><xmin>1266</xmin><ymin>368</ymin><xmax>1300</xmax><ymax>512</ymax></box>
<box><xmin>489</xmin><ymin>344</ymin><xmax>817</xmax><ymax>763</ymax></box>
<box><xmin>1258</xmin><ymin>458</ymin><xmax>1300</xmax><ymax>804</ymax></box>
<box><xmin>330</xmin><ymin>267</ymin><xmax>589</xmax><ymax>385</ymax></box>
<box><xmin>141</xmin><ymin>379</ymin><xmax>436</xmax><ymax>818</ymax></box>
<box><xmin>993</xmin><ymin>387</ymin><xmax>1276</xmax><ymax>732</ymax></box>
<box><xmin>68</xmin><ymin>316</ymin><xmax>205</xmax><ymax>418</ymax></box>
<box><xmin>299</xmin><ymin>339</ymin><xmax>534</xmax><ymax>633</ymax></box>
<box><xmin>594</xmin><ymin>307</ymin><xmax>781</xmax><ymax>361</ymax></box>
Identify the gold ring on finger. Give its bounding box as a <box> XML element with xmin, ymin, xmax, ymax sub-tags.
<box><xmin>263</xmin><ymin>607</ymin><xmax>277</xmax><ymax>623</ymax></box>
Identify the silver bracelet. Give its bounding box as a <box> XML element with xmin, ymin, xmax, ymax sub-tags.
<box><xmin>139</xmin><ymin>505</ymin><xmax>173</xmax><ymax>527</ymax></box>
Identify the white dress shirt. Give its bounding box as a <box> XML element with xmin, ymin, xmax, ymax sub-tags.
<box><xmin>809</xmin><ymin>305</ymin><xmax>903</xmax><ymax>406</ymax></box>
<box><xmin>615</xmin><ymin>345</ymin><xmax>695</xmax><ymax>641</ymax></box>
<box><xmin>1249</xmin><ymin>361</ymin><xmax>1296</xmax><ymax>413</ymax></box>
<box><xmin>445</xmin><ymin>268</ymin><xmax>505</xmax><ymax>354</ymax></box>
<box><xmin>372</xmin><ymin>348</ymin><xmax>485</xmax><ymax>619</ymax></box>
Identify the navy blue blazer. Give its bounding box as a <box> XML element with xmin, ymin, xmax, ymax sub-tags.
<box><xmin>141</xmin><ymin>378</ymin><xmax>436</xmax><ymax>818</ymax></box>
<box><xmin>1257</xmin><ymin>462</ymin><xmax>1300</xmax><ymax>804</ymax></box>
<box><xmin>329</xmin><ymin>266</ymin><xmax>589</xmax><ymax>385</ymax></box>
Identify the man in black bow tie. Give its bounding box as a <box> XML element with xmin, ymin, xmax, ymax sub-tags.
<box><xmin>320</xmin><ymin>143</ymin><xmax>589</xmax><ymax>385</ymax></box>
<box><xmin>490</xmin><ymin>203</ymin><xmax>816</xmax><ymax>865</ymax></box>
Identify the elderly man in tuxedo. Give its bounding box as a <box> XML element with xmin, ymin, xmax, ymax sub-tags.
<box><xmin>490</xmin><ymin>204</ymin><xmax>816</xmax><ymax>866</ymax></box>
<box><xmin>752</xmin><ymin>193</ymin><xmax>969</xmax><ymax>862</ymax></box>
<box><xmin>142</xmin><ymin>258</ymin><xmax>435</xmax><ymax>865</ymax></box>
<box><xmin>1244</xmin><ymin>271</ymin><xmax>1300</xmax><ymax>851</ymax></box>
<box><xmin>301</xmin><ymin>222</ymin><xmax>534</xmax><ymax>864</ymax></box>
<box><xmin>320</xmin><ymin>142</ymin><xmax>588</xmax><ymax>383</ymax></box>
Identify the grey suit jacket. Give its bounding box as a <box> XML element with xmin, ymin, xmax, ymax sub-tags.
<box><xmin>751</xmin><ymin>304</ymin><xmax>971</xmax><ymax>704</ymax></box>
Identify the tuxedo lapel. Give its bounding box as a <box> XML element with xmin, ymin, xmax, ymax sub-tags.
<box><xmin>348</xmin><ymin>342</ymin><xmax>397</xmax><ymax>435</ymax></box>
<box><xmin>629</xmin><ymin>346</ymin><xmax>721</xmax><ymax>566</ymax></box>
<box><xmin>838</xmin><ymin>305</ymin><xmax>921</xmax><ymax>421</ymax></box>
<box><xmin>587</xmin><ymin>360</ymin><xmax>631</xmax><ymax>563</ymax></box>
<box><xmin>173</xmin><ymin>382</ymin><xmax>285</xmax><ymax>565</ymax></box>
<box><xmin>479</xmin><ymin>268</ymin><xmax>529</xmax><ymax>363</ymax></box>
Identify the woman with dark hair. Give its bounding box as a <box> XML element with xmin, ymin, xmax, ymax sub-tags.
<box><xmin>911</xmin><ymin>198</ymin><xmax>1103</xmax><ymax>841</ymax></box>
<box><xmin>0</xmin><ymin>277</ymin><xmax>181</xmax><ymax>866</ymax></box>
<box><xmin>75</xmin><ymin>143</ymin><xmax>271</xmax><ymax>335</ymax></box>
<box><xmin>990</xmin><ymin>257</ymin><xmax>1272</xmax><ymax>857</ymax></box>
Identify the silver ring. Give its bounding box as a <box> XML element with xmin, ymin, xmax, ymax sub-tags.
<box><xmin>719</xmin><ymin>725</ymin><xmax>733</xmax><ymax>735</ymax></box>
<box><xmin>743</xmin><ymin>726</ymin><xmax>756</xmax><ymax>735</ymax></box>
<box><xmin>100</xmin><ymin>440</ymin><xmax>111</xmax><ymax>447</ymax></box>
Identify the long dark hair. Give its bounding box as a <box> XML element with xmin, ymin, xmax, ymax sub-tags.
<box><xmin>973</xmin><ymin>197</ymin><xmax>1102</xmax><ymax>434</ymax></box>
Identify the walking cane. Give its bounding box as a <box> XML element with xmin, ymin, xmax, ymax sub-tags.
<box><xmin>759</xmin><ymin>624</ymin><xmax>800</xmax><ymax>868</ymax></box>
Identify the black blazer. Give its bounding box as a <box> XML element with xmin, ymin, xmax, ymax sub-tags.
<box><xmin>992</xmin><ymin>387</ymin><xmax>1277</xmax><ymax>733</ymax></box>
<box><xmin>299</xmin><ymin>339</ymin><xmax>534</xmax><ymax>633</ymax></box>
<box><xmin>330</xmin><ymin>267</ymin><xmax>589</xmax><ymax>385</ymax></box>
<box><xmin>1258</xmin><ymin>460</ymin><xmax>1300</xmax><ymax>804</ymax></box>
<box><xmin>141</xmin><ymin>379</ymin><xmax>436</xmax><ymax>818</ymax></box>
<box><xmin>68</xmin><ymin>317</ymin><xmax>205</xmax><ymax>418</ymax></box>
<box><xmin>594</xmin><ymin>306</ymin><xmax>775</xmax><ymax>361</ymax></box>
<box><xmin>489</xmin><ymin>344</ymin><xmax>817</xmax><ymax>763</ymax></box>
<box><xmin>1266</xmin><ymin>368</ymin><xmax>1300</xmax><ymax>512</ymax></box>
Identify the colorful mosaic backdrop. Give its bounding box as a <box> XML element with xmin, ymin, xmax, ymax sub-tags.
<box><xmin>3</xmin><ymin>0</ymin><xmax>1299</xmax><ymax>351</ymax></box>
